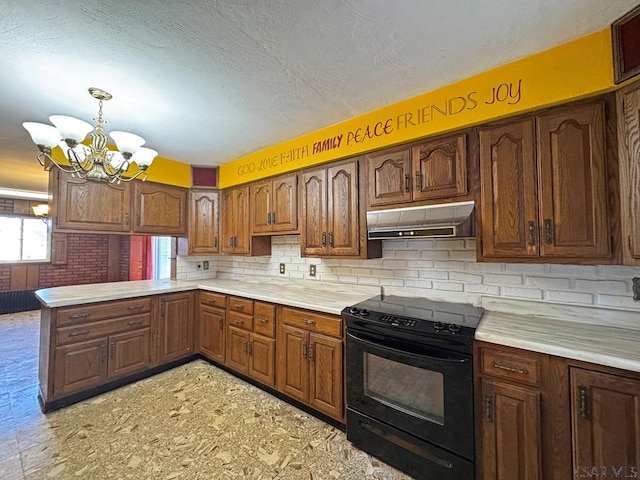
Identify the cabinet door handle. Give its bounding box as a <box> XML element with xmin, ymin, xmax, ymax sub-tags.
<box><xmin>244</xmin><ymin>341</ymin><xmax>249</xmax><ymax>354</ymax></box>
<box><xmin>321</xmin><ymin>232</ymin><xmax>327</xmax><ymax>247</ymax></box>
<box><xmin>161</xmin><ymin>300</ymin><xmax>166</xmax><ymax>317</ymax></box>
<box><xmin>271</xmin><ymin>211</ymin><xmax>276</xmax><ymax>224</ymax></box>
<box><xmin>233</xmin><ymin>236</ymin><xmax>237</xmax><ymax>248</ymax></box>
<box><xmin>258</xmin><ymin>317</ymin><xmax>269</xmax><ymax>324</ymax></box>
<box><xmin>527</xmin><ymin>221</ymin><xmax>536</xmax><ymax>246</ymax></box>
<box><xmin>124</xmin><ymin>212</ymin><xmax>129</xmax><ymax>225</ymax></box>
<box><xmin>577</xmin><ymin>385</ymin><xmax>589</xmax><ymax>418</ymax></box>
<box><xmin>302</xmin><ymin>342</ymin><xmax>308</xmax><ymax>359</ymax></box>
<box><xmin>484</xmin><ymin>394</ymin><xmax>494</xmax><ymax>423</ymax></box>
<box><xmin>214</xmin><ymin>237</ymin><xmax>218</xmax><ymax>249</ymax></box>
<box><xmin>219</xmin><ymin>318</ymin><xmax>224</xmax><ymax>330</ymax></box>
<box><xmin>69</xmin><ymin>312</ymin><xmax>90</xmax><ymax>319</ymax></box>
<box><xmin>127</xmin><ymin>305</ymin><xmax>144</xmax><ymax>311</ymax></box>
<box><xmin>404</xmin><ymin>173</ymin><xmax>410</xmax><ymax>192</ymax></box>
<box><xmin>544</xmin><ymin>218</ymin><xmax>553</xmax><ymax>244</ymax></box>
<box><xmin>127</xmin><ymin>319</ymin><xmax>143</xmax><ymax>326</ymax></box>
<box><xmin>415</xmin><ymin>171</ymin><xmax>422</xmax><ymax>190</ymax></box>
<box><xmin>308</xmin><ymin>343</ymin><xmax>314</xmax><ymax>360</ymax></box>
<box><xmin>248</xmin><ymin>341</ymin><xmax>253</xmax><ymax>355</ymax></box>
<box><xmin>110</xmin><ymin>342</ymin><xmax>116</xmax><ymax>359</ymax></box>
<box><xmin>302</xmin><ymin>319</ymin><xmax>316</xmax><ymax>326</ymax></box>
<box><xmin>491</xmin><ymin>361</ymin><xmax>528</xmax><ymax>375</ymax></box>
<box><xmin>136</xmin><ymin>214</ymin><xmax>141</xmax><ymax>226</ymax></box>
<box><xmin>69</xmin><ymin>329</ymin><xmax>90</xmax><ymax>337</ymax></box>
<box><xmin>267</xmin><ymin>212</ymin><xmax>272</xmax><ymax>225</ymax></box>
<box><xmin>229</xmin><ymin>236</ymin><xmax>234</xmax><ymax>248</ymax></box>
<box><xmin>101</xmin><ymin>345</ymin><xmax>107</xmax><ymax>362</ymax></box>
<box><xmin>328</xmin><ymin>232</ymin><xmax>334</xmax><ymax>248</ymax></box>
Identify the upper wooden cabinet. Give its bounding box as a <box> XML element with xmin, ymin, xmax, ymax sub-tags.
<box><xmin>251</xmin><ymin>173</ymin><xmax>298</xmax><ymax>235</ymax></box>
<box><xmin>300</xmin><ymin>158</ymin><xmax>380</xmax><ymax>258</ymax></box>
<box><xmin>51</xmin><ymin>170</ymin><xmax>187</xmax><ymax>236</ymax></box>
<box><xmin>181</xmin><ymin>190</ymin><xmax>219</xmax><ymax>255</ymax></box>
<box><xmin>221</xmin><ymin>186</ymin><xmax>271</xmax><ymax>256</ymax></box>
<box><xmin>617</xmin><ymin>81</ymin><xmax>640</xmax><ymax>264</ymax></box>
<box><xmin>479</xmin><ymin>101</ymin><xmax>611</xmax><ymax>262</ymax></box>
<box><xmin>366</xmin><ymin>133</ymin><xmax>467</xmax><ymax>208</ymax></box>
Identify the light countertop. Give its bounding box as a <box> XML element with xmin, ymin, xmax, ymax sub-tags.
<box><xmin>35</xmin><ymin>276</ymin><xmax>380</xmax><ymax>316</ymax></box>
<box><xmin>476</xmin><ymin>297</ymin><xmax>640</xmax><ymax>373</ymax></box>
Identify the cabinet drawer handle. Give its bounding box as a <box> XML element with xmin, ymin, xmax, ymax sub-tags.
<box><xmin>544</xmin><ymin>218</ymin><xmax>553</xmax><ymax>244</ymax></box>
<box><xmin>258</xmin><ymin>317</ymin><xmax>269</xmax><ymax>324</ymax></box>
<box><xmin>404</xmin><ymin>173</ymin><xmax>410</xmax><ymax>192</ymax></box>
<box><xmin>491</xmin><ymin>361</ymin><xmax>528</xmax><ymax>375</ymax></box>
<box><xmin>527</xmin><ymin>221</ymin><xmax>536</xmax><ymax>246</ymax></box>
<box><xmin>234</xmin><ymin>319</ymin><xmax>244</xmax><ymax>325</ymax></box>
<box><xmin>127</xmin><ymin>305</ymin><xmax>144</xmax><ymax>311</ymax></box>
<box><xmin>207</xmin><ymin>300</ymin><xmax>218</xmax><ymax>305</ymax></box>
<box><xmin>69</xmin><ymin>312</ymin><xmax>90</xmax><ymax>319</ymax></box>
<box><xmin>69</xmin><ymin>329</ymin><xmax>90</xmax><ymax>337</ymax></box>
<box><xmin>127</xmin><ymin>319</ymin><xmax>143</xmax><ymax>326</ymax></box>
<box><xmin>233</xmin><ymin>304</ymin><xmax>245</xmax><ymax>309</ymax></box>
<box><xmin>302</xmin><ymin>319</ymin><xmax>316</xmax><ymax>326</ymax></box>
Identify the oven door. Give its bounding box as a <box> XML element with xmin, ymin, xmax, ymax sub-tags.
<box><xmin>346</xmin><ymin>328</ymin><xmax>474</xmax><ymax>460</ymax></box>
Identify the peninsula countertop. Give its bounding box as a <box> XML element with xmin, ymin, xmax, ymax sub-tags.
<box><xmin>34</xmin><ymin>276</ymin><xmax>380</xmax><ymax>316</ymax></box>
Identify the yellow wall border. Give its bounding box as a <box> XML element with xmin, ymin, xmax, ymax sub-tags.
<box><xmin>219</xmin><ymin>28</ymin><xmax>615</xmax><ymax>188</ymax></box>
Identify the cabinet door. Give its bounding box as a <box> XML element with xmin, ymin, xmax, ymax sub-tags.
<box><xmin>233</xmin><ymin>186</ymin><xmax>251</xmax><ymax>254</ymax></box>
<box><xmin>301</xmin><ymin>169</ymin><xmax>327</xmax><ymax>256</ymax></box>
<box><xmin>366</xmin><ymin>149</ymin><xmax>412</xmax><ymax>207</ymax></box>
<box><xmin>413</xmin><ymin>134</ymin><xmax>467</xmax><ymax>201</ymax></box>
<box><xmin>272</xmin><ymin>174</ymin><xmax>298</xmax><ymax>233</ymax></box>
<box><xmin>618</xmin><ymin>84</ymin><xmax>640</xmax><ymax>263</ymax></box>
<box><xmin>480</xmin><ymin>378</ymin><xmax>541</xmax><ymax>480</ymax></box>
<box><xmin>56</xmin><ymin>174</ymin><xmax>131</xmax><ymax>232</ymax></box>
<box><xmin>308</xmin><ymin>333</ymin><xmax>343</xmax><ymax>421</ymax></box>
<box><xmin>188</xmin><ymin>190</ymin><xmax>219</xmax><ymax>254</ymax></box>
<box><xmin>133</xmin><ymin>182</ymin><xmax>187</xmax><ymax>235</ymax></box>
<box><xmin>480</xmin><ymin>119</ymin><xmax>538</xmax><ymax>258</ymax></box>
<box><xmin>251</xmin><ymin>180</ymin><xmax>272</xmax><ymax>234</ymax></box>
<box><xmin>108</xmin><ymin>328</ymin><xmax>150</xmax><ymax>379</ymax></box>
<box><xmin>198</xmin><ymin>305</ymin><xmax>225</xmax><ymax>363</ymax></box>
<box><xmin>571</xmin><ymin>369</ymin><xmax>640</xmax><ymax>476</ymax></box>
<box><xmin>277</xmin><ymin>324</ymin><xmax>309</xmax><ymax>403</ymax></box>
<box><xmin>221</xmin><ymin>189</ymin><xmax>236</xmax><ymax>254</ymax></box>
<box><xmin>326</xmin><ymin>161</ymin><xmax>360</xmax><ymax>256</ymax></box>
<box><xmin>249</xmin><ymin>334</ymin><xmax>275</xmax><ymax>387</ymax></box>
<box><xmin>537</xmin><ymin>102</ymin><xmax>610</xmax><ymax>258</ymax></box>
<box><xmin>158</xmin><ymin>293</ymin><xmax>194</xmax><ymax>363</ymax></box>
<box><xmin>54</xmin><ymin>338</ymin><xmax>108</xmax><ymax>397</ymax></box>
<box><xmin>226</xmin><ymin>326</ymin><xmax>250</xmax><ymax>374</ymax></box>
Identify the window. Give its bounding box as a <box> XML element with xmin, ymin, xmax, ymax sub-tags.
<box><xmin>0</xmin><ymin>215</ymin><xmax>49</xmax><ymax>262</ymax></box>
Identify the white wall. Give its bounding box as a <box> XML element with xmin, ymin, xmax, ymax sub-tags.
<box><xmin>206</xmin><ymin>235</ymin><xmax>640</xmax><ymax>310</ymax></box>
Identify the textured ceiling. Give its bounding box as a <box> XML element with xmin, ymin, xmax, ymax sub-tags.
<box><xmin>1</xmin><ymin>0</ymin><xmax>639</xmax><ymax>194</ymax></box>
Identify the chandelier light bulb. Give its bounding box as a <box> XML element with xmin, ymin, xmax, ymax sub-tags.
<box><xmin>49</xmin><ymin>115</ymin><xmax>93</xmax><ymax>143</ymax></box>
<box><xmin>22</xmin><ymin>122</ymin><xmax>61</xmax><ymax>148</ymax></box>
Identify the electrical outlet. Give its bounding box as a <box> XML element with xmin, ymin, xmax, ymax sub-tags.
<box><xmin>309</xmin><ymin>264</ymin><xmax>316</xmax><ymax>277</ymax></box>
<box><xmin>203</xmin><ymin>261</ymin><xmax>209</xmax><ymax>270</ymax></box>
<box><xmin>279</xmin><ymin>263</ymin><xmax>286</xmax><ymax>274</ymax></box>
<box><xmin>197</xmin><ymin>263</ymin><xmax>202</xmax><ymax>270</ymax></box>
<box><xmin>633</xmin><ymin>277</ymin><xmax>640</xmax><ymax>301</ymax></box>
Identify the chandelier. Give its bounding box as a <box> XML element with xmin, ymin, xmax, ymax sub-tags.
<box><xmin>23</xmin><ymin>87</ymin><xmax>157</xmax><ymax>183</ymax></box>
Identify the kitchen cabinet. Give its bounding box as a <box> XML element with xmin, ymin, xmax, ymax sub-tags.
<box><xmin>51</xmin><ymin>169</ymin><xmax>188</xmax><ymax>235</ymax></box>
<box><xmin>226</xmin><ymin>297</ymin><xmax>276</xmax><ymax>387</ymax></box>
<box><xmin>617</xmin><ymin>80</ymin><xmax>640</xmax><ymax>264</ymax></box>
<box><xmin>300</xmin><ymin>158</ymin><xmax>380</xmax><ymax>259</ymax></box>
<box><xmin>157</xmin><ymin>291</ymin><xmax>194</xmax><ymax>363</ymax></box>
<box><xmin>366</xmin><ymin>133</ymin><xmax>467</xmax><ymax>208</ymax></box>
<box><xmin>132</xmin><ymin>181</ymin><xmax>187</xmax><ymax>235</ymax></box>
<box><xmin>570</xmin><ymin>369</ymin><xmax>640</xmax><ymax>475</ymax></box>
<box><xmin>251</xmin><ymin>173</ymin><xmax>298</xmax><ymax>235</ymax></box>
<box><xmin>479</xmin><ymin>101</ymin><xmax>611</xmax><ymax>261</ymax></box>
<box><xmin>180</xmin><ymin>190</ymin><xmax>220</xmax><ymax>255</ymax></box>
<box><xmin>46</xmin><ymin>297</ymin><xmax>153</xmax><ymax>402</ymax></box>
<box><xmin>476</xmin><ymin>341</ymin><xmax>640</xmax><ymax>480</ymax></box>
<box><xmin>197</xmin><ymin>292</ymin><xmax>226</xmax><ymax>363</ymax></box>
<box><xmin>221</xmin><ymin>186</ymin><xmax>271</xmax><ymax>256</ymax></box>
<box><xmin>277</xmin><ymin>306</ymin><xmax>343</xmax><ymax>421</ymax></box>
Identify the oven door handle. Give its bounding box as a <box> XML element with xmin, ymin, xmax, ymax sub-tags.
<box><xmin>346</xmin><ymin>331</ymin><xmax>470</xmax><ymax>363</ymax></box>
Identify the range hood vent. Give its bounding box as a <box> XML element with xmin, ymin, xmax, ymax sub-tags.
<box><xmin>367</xmin><ymin>201</ymin><xmax>475</xmax><ymax>240</ymax></box>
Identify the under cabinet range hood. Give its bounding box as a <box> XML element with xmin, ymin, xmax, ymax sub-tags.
<box><xmin>366</xmin><ymin>200</ymin><xmax>475</xmax><ymax>239</ymax></box>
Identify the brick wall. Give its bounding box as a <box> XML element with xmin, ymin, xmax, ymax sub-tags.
<box><xmin>214</xmin><ymin>235</ymin><xmax>640</xmax><ymax>311</ymax></box>
<box><xmin>38</xmin><ymin>234</ymin><xmax>111</xmax><ymax>288</ymax></box>
<box><xmin>0</xmin><ymin>198</ymin><xmax>13</xmax><ymax>213</ymax></box>
<box><xmin>119</xmin><ymin>236</ymin><xmax>130</xmax><ymax>282</ymax></box>
<box><xmin>0</xmin><ymin>266</ymin><xmax>10</xmax><ymax>291</ymax></box>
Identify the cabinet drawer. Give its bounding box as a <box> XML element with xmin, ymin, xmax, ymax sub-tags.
<box><xmin>57</xmin><ymin>298</ymin><xmax>152</xmax><ymax>327</ymax></box>
<box><xmin>254</xmin><ymin>302</ymin><xmax>276</xmax><ymax>338</ymax></box>
<box><xmin>228</xmin><ymin>296</ymin><xmax>254</xmax><ymax>315</ymax></box>
<box><xmin>57</xmin><ymin>313</ymin><xmax>151</xmax><ymax>345</ymax></box>
<box><xmin>281</xmin><ymin>306</ymin><xmax>342</xmax><ymax>338</ymax></box>
<box><xmin>200</xmin><ymin>292</ymin><xmax>226</xmax><ymax>309</ymax></box>
<box><xmin>228</xmin><ymin>311</ymin><xmax>253</xmax><ymax>331</ymax></box>
<box><xmin>480</xmin><ymin>348</ymin><xmax>540</xmax><ymax>386</ymax></box>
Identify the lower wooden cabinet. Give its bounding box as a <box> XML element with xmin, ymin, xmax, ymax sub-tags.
<box><xmin>476</xmin><ymin>342</ymin><xmax>640</xmax><ymax>480</ymax></box>
<box><xmin>108</xmin><ymin>328</ymin><xmax>151</xmax><ymax>379</ymax></box>
<box><xmin>157</xmin><ymin>292</ymin><xmax>195</xmax><ymax>363</ymax></box>
<box><xmin>53</xmin><ymin>338</ymin><xmax>109</xmax><ymax>397</ymax></box>
<box><xmin>277</xmin><ymin>306</ymin><xmax>343</xmax><ymax>421</ymax></box>
<box><xmin>198</xmin><ymin>292</ymin><xmax>227</xmax><ymax>363</ymax></box>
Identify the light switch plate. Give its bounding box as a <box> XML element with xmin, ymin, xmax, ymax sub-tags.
<box><xmin>279</xmin><ymin>263</ymin><xmax>286</xmax><ymax>274</ymax></box>
<box><xmin>203</xmin><ymin>261</ymin><xmax>209</xmax><ymax>270</ymax></box>
<box><xmin>309</xmin><ymin>265</ymin><xmax>316</xmax><ymax>277</ymax></box>
<box><xmin>633</xmin><ymin>277</ymin><xmax>640</xmax><ymax>301</ymax></box>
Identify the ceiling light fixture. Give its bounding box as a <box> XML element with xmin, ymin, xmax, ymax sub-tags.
<box><xmin>22</xmin><ymin>88</ymin><xmax>157</xmax><ymax>184</ymax></box>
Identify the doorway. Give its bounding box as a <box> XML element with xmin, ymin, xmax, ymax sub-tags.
<box><xmin>129</xmin><ymin>236</ymin><xmax>172</xmax><ymax>280</ymax></box>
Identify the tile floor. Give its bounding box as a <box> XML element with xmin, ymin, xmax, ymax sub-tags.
<box><xmin>0</xmin><ymin>310</ymin><xmax>411</xmax><ymax>479</ymax></box>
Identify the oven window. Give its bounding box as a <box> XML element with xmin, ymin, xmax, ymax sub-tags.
<box><xmin>364</xmin><ymin>353</ymin><xmax>444</xmax><ymax>425</ymax></box>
